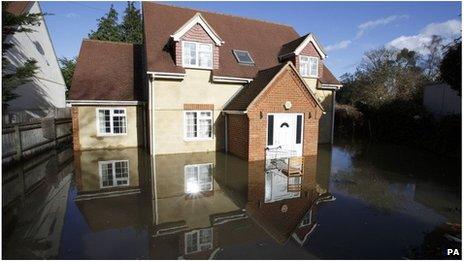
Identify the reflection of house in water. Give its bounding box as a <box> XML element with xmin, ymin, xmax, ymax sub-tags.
<box><xmin>150</xmin><ymin>152</ymin><xmax>328</xmax><ymax>258</ymax></box>
<box><xmin>73</xmin><ymin>148</ymin><xmax>152</xmax><ymax>232</ymax></box>
<box><xmin>70</xmin><ymin>149</ymin><xmax>332</xmax><ymax>258</ymax></box>
<box><xmin>246</xmin><ymin>156</ymin><xmax>320</xmax><ymax>244</ymax></box>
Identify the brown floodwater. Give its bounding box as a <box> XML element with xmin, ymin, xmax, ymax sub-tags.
<box><xmin>2</xmin><ymin>141</ymin><xmax>461</xmax><ymax>259</ymax></box>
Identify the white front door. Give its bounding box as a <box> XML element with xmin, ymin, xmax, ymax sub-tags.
<box><xmin>266</xmin><ymin>113</ymin><xmax>304</xmax><ymax>156</ymax></box>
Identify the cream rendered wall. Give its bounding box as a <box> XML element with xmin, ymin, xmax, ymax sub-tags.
<box><xmin>152</xmin><ymin>69</ymin><xmax>244</xmax><ymax>155</ymax></box>
<box><xmin>303</xmin><ymin>78</ymin><xmax>334</xmax><ymax>144</ymax></box>
<box><xmin>77</xmin><ymin>106</ymin><xmax>143</xmax><ymax>150</ymax></box>
<box><xmin>75</xmin><ymin>148</ymin><xmax>140</xmax><ymax>192</ymax></box>
<box><xmin>4</xmin><ymin>2</ymin><xmax>66</xmax><ymax>116</ymax></box>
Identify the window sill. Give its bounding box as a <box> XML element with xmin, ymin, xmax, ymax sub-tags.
<box><xmin>301</xmin><ymin>75</ymin><xmax>319</xmax><ymax>79</ymax></box>
<box><xmin>96</xmin><ymin>133</ymin><xmax>128</xmax><ymax>137</ymax></box>
<box><xmin>183</xmin><ymin>137</ymin><xmax>214</xmax><ymax>142</ymax></box>
<box><xmin>183</xmin><ymin>65</ymin><xmax>213</xmax><ymax>71</ymax></box>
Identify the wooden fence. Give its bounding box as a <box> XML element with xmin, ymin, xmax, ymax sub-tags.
<box><xmin>2</xmin><ymin>117</ymin><xmax>72</xmax><ymax>166</ymax></box>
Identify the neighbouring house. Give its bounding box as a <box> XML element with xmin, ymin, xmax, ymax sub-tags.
<box><xmin>68</xmin><ymin>2</ymin><xmax>342</xmax><ymax>161</ymax></box>
<box><xmin>3</xmin><ymin>1</ymin><xmax>67</xmax><ymax>121</ymax></box>
<box><xmin>423</xmin><ymin>83</ymin><xmax>461</xmax><ymax>117</ymax></box>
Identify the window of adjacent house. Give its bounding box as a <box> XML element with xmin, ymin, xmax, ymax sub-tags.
<box><xmin>299</xmin><ymin>55</ymin><xmax>318</xmax><ymax>77</ymax></box>
<box><xmin>267</xmin><ymin>115</ymin><xmax>274</xmax><ymax>146</ymax></box>
<box><xmin>183</xmin><ymin>41</ymin><xmax>213</xmax><ymax>69</ymax></box>
<box><xmin>233</xmin><ymin>50</ymin><xmax>254</xmax><ymax>64</ymax></box>
<box><xmin>296</xmin><ymin>115</ymin><xmax>302</xmax><ymax>144</ymax></box>
<box><xmin>185</xmin><ymin>227</ymin><xmax>213</xmax><ymax>254</ymax></box>
<box><xmin>184</xmin><ymin>110</ymin><xmax>213</xmax><ymax>140</ymax></box>
<box><xmin>97</xmin><ymin>108</ymin><xmax>127</xmax><ymax>136</ymax></box>
<box><xmin>99</xmin><ymin>160</ymin><xmax>129</xmax><ymax>188</ymax></box>
<box><xmin>184</xmin><ymin>163</ymin><xmax>213</xmax><ymax>194</ymax></box>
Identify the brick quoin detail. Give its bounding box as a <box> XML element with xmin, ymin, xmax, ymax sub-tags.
<box><xmin>71</xmin><ymin>107</ymin><xmax>80</xmax><ymax>151</ymax></box>
<box><xmin>175</xmin><ymin>23</ymin><xmax>219</xmax><ymax>69</ymax></box>
<box><xmin>227</xmin><ymin>67</ymin><xmax>322</xmax><ymax>162</ymax></box>
<box><xmin>183</xmin><ymin>103</ymin><xmax>214</xmax><ymax>110</ymax></box>
<box><xmin>294</xmin><ymin>41</ymin><xmax>324</xmax><ymax>78</ymax></box>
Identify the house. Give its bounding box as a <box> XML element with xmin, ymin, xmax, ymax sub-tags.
<box><xmin>423</xmin><ymin>83</ymin><xmax>461</xmax><ymax>117</ymax></box>
<box><xmin>3</xmin><ymin>1</ymin><xmax>67</xmax><ymax>121</ymax></box>
<box><xmin>68</xmin><ymin>2</ymin><xmax>342</xmax><ymax>160</ymax></box>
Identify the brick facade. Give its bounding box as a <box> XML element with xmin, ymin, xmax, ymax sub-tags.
<box><xmin>175</xmin><ymin>24</ymin><xmax>219</xmax><ymax>69</ymax></box>
<box><xmin>227</xmin><ymin>66</ymin><xmax>322</xmax><ymax>161</ymax></box>
<box><xmin>71</xmin><ymin>107</ymin><xmax>80</xmax><ymax>151</ymax></box>
<box><xmin>183</xmin><ymin>103</ymin><xmax>214</xmax><ymax>110</ymax></box>
<box><xmin>226</xmin><ymin>114</ymin><xmax>249</xmax><ymax>160</ymax></box>
<box><xmin>294</xmin><ymin>41</ymin><xmax>324</xmax><ymax>78</ymax></box>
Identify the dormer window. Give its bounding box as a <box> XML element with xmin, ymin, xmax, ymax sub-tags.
<box><xmin>233</xmin><ymin>50</ymin><xmax>254</xmax><ymax>65</ymax></box>
<box><xmin>182</xmin><ymin>41</ymin><xmax>213</xmax><ymax>69</ymax></box>
<box><xmin>299</xmin><ymin>55</ymin><xmax>318</xmax><ymax>77</ymax></box>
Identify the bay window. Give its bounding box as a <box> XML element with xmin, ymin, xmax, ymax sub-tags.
<box><xmin>182</xmin><ymin>41</ymin><xmax>213</xmax><ymax>69</ymax></box>
<box><xmin>299</xmin><ymin>55</ymin><xmax>318</xmax><ymax>77</ymax></box>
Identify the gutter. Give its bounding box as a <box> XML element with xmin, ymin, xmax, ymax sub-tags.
<box><xmin>147</xmin><ymin>71</ymin><xmax>186</xmax><ymax>80</ymax></box>
<box><xmin>319</xmin><ymin>84</ymin><xmax>343</xmax><ymax>90</ymax></box>
<box><xmin>66</xmin><ymin>100</ymin><xmax>144</xmax><ymax>106</ymax></box>
<box><xmin>212</xmin><ymin>76</ymin><xmax>253</xmax><ymax>84</ymax></box>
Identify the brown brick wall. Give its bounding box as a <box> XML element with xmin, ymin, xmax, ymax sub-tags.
<box><xmin>246</xmin><ymin>67</ymin><xmax>322</xmax><ymax>161</ymax></box>
<box><xmin>226</xmin><ymin>114</ymin><xmax>249</xmax><ymax>160</ymax></box>
<box><xmin>71</xmin><ymin>107</ymin><xmax>80</xmax><ymax>151</ymax></box>
<box><xmin>183</xmin><ymin>103</ymin><xmax>214</xmax><ymax>110</ymax></box>
<box><xmin>175</xmin><ymin>24</ymin><xmax>219</xmax><ymax>69</ymax></box>
<box><xmin>295</xmin><ymin>41</ymin><xmax>324</xmax><ymax>78</ymax></box>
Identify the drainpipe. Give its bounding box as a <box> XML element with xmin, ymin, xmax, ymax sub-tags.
<box><xmin>148</xmin><ymin>75</ymin><xmax>155</xmax><ymax>155</ymax></box>
<box><xmin>224</xmin><ymin>113</ymin><xmax>228</xmax><ymax>152</ymax></box>
<box><xmin>330</xmin><ymin>90</ymin><xmax>336</xmax><ymax>144</ymax></box>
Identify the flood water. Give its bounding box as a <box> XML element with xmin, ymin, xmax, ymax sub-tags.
<box><xmin>2</xmin><ymin>141</ymin><xmax>461</xmax><ymax>259</ymax></box>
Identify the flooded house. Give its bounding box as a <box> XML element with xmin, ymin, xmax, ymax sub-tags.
<box><xmin>67</xmin><ymin>2</ymin><xmax>342</xmax><ymax>160</ymax></box>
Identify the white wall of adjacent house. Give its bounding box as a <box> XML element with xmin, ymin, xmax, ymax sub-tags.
<box><xmin>423</xmin><ymin>83</ymin><xmax>461</xmax><ymax>117</ymax></box>
<box><xmin>4</xmin><ymin>2</ymin><xmax>66</xmax><ymax>118</ymax></box>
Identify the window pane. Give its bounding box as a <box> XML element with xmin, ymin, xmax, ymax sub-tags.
<box><xmin>101</xmin><ymin>163</ymin><xmax>113</xmax><ymax>187</ymax></box>
<box><xmin>185</xmin><ymin>112</ymin><xmax>197</xmax><ymax>138</ymax></box>
<box><xmin>267</xmin><ymin>115</ymin><xmax>274</xmax><ymax>146</ymax></box>
<box><xmin>309</xmin><ymin>57</ymin><xmax>318</xmax><ymax>77</ymax></box>
<box><xmin>113</xmin><ymin>114</ymin><xmax>127</xmax><ymax>134</ymax></box>
<box><xmin>186</xmin><ymin>232</ymin><xmax>198</xmax><ymax>253</ymax></box>
<box><xmin>233</xmin><ymin>50</ymin><xmax>253</xmax><ymax>64</ymax></box>
<box><xmin>98</xmin><ymin>110</ymin><xmax>111</xmax><ymax>133</ymax></box>
<box><xmin>296</xmin><ymin>115</ymin><xmax>302</xmax><ymax>144</ymax></box>
<box><xmin>198</xmin><ymin>44</ymin><xmax>212</xmax><ymax>68</ymax></box>
<box><xmin>199</xmin><ymin>228</ymin><xmax>212</xmax><ymax>244</ymax></box>
<box><xmin>183</xmin><ymin>42</ymin><xmax>197</xmax><ymax>66</ymax></box>
<box><xmin>198</xmin><ymin>118</ymin><xmax>212</xmax><ymax>138</ymax></box>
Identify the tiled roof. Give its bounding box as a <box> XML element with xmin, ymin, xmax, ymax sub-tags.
<box><xmin>5</xmin><ymin>1</ymin><xmax>31</xmax><ymax>15</ymax></box>
<box><xmin>69</xmin><ymin>39</ymin><xmax>143</xmax><ymax>101</ymax></box>
<box><xmin>320</xmin><ymin>64</ymin><xmax>341</xmax><ymax>85</ymax></box>
<box><xmin>143</xmin><ymin>2</ymin><xmax>301</xmax><ymax>79</ymax></box>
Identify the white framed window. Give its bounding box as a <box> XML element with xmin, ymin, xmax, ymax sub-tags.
<box><xmin>185</xmin><ymin>227</ymin><xmax>213</xmax><ymax>254</ymax></box>
<box><xmin>96</xmin><ymin>108</ymin><xmax>127</xmax><ymax>136</ymax></box>
<box><xmin>184</xmin><ymin>163</ymin><xmax>213</xmax><ymax>194</ymax></box>
<box><xmin>299</xmin><ymin>55</ymin><xmax>318</xmax><ymax>77</ymax></box>
<box><xmin>182</xmin><ymin>41</ymin><xmax>213</xmax><ymax>69</ymax></box>
<box><xmin>184</xmin><ymin>110</ymin><xmax>213</xmax><ymax>140</ymax></box>
<box><xmin>98</xmin><ymin>160</ymin><xmax>130</xmax><ymax>188</ymax></box>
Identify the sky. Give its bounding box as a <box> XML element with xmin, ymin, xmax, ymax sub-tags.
<box><xmin>41</xmin><ymin>1</ymin><xmax>462</xmax><ymax>77</ymax></box>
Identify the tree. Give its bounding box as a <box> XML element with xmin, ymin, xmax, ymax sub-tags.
<box><xmin>58</xmin><ymin>57</ymin><xmax>76</xmax><ymax>98</ymax></box>
<box><xmin>121</xmin><ymin>2</ymin><xmax>142</xmax><ymax>44</ymax></box>
<box><xmin>88</xmin><ymin>5</ymin><xmax>122</xmax><ymax>42</ymax></box>
<box><xmin>2</xmin><ymin>2</ymin><xmax>43</xmax><ymax>107</ymax></box>
<box><xmin>440</xmin><ymin>39</ymin><xmax>461</xmax><ymax>95</ymax></box>
<box><xmin>421</xmin><ymin>35</ymin><xmax>443</xmax><ymax>81</ymax></box>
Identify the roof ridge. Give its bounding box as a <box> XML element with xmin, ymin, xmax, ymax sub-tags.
<box><xmin>146</xmin><ymin>1</ymin><xmax>295</xmax><ymax>29</ymax></box>
<box><xmin>83</xmin><ymin>38</ymin><xmax>136</xmax><ymax>46</ymax></box>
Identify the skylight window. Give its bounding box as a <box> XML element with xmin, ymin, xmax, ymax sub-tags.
<box><xmin>233</xmin><ymin>50</ymin><xmax>254</xmax><ymax>65</ymax></box>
